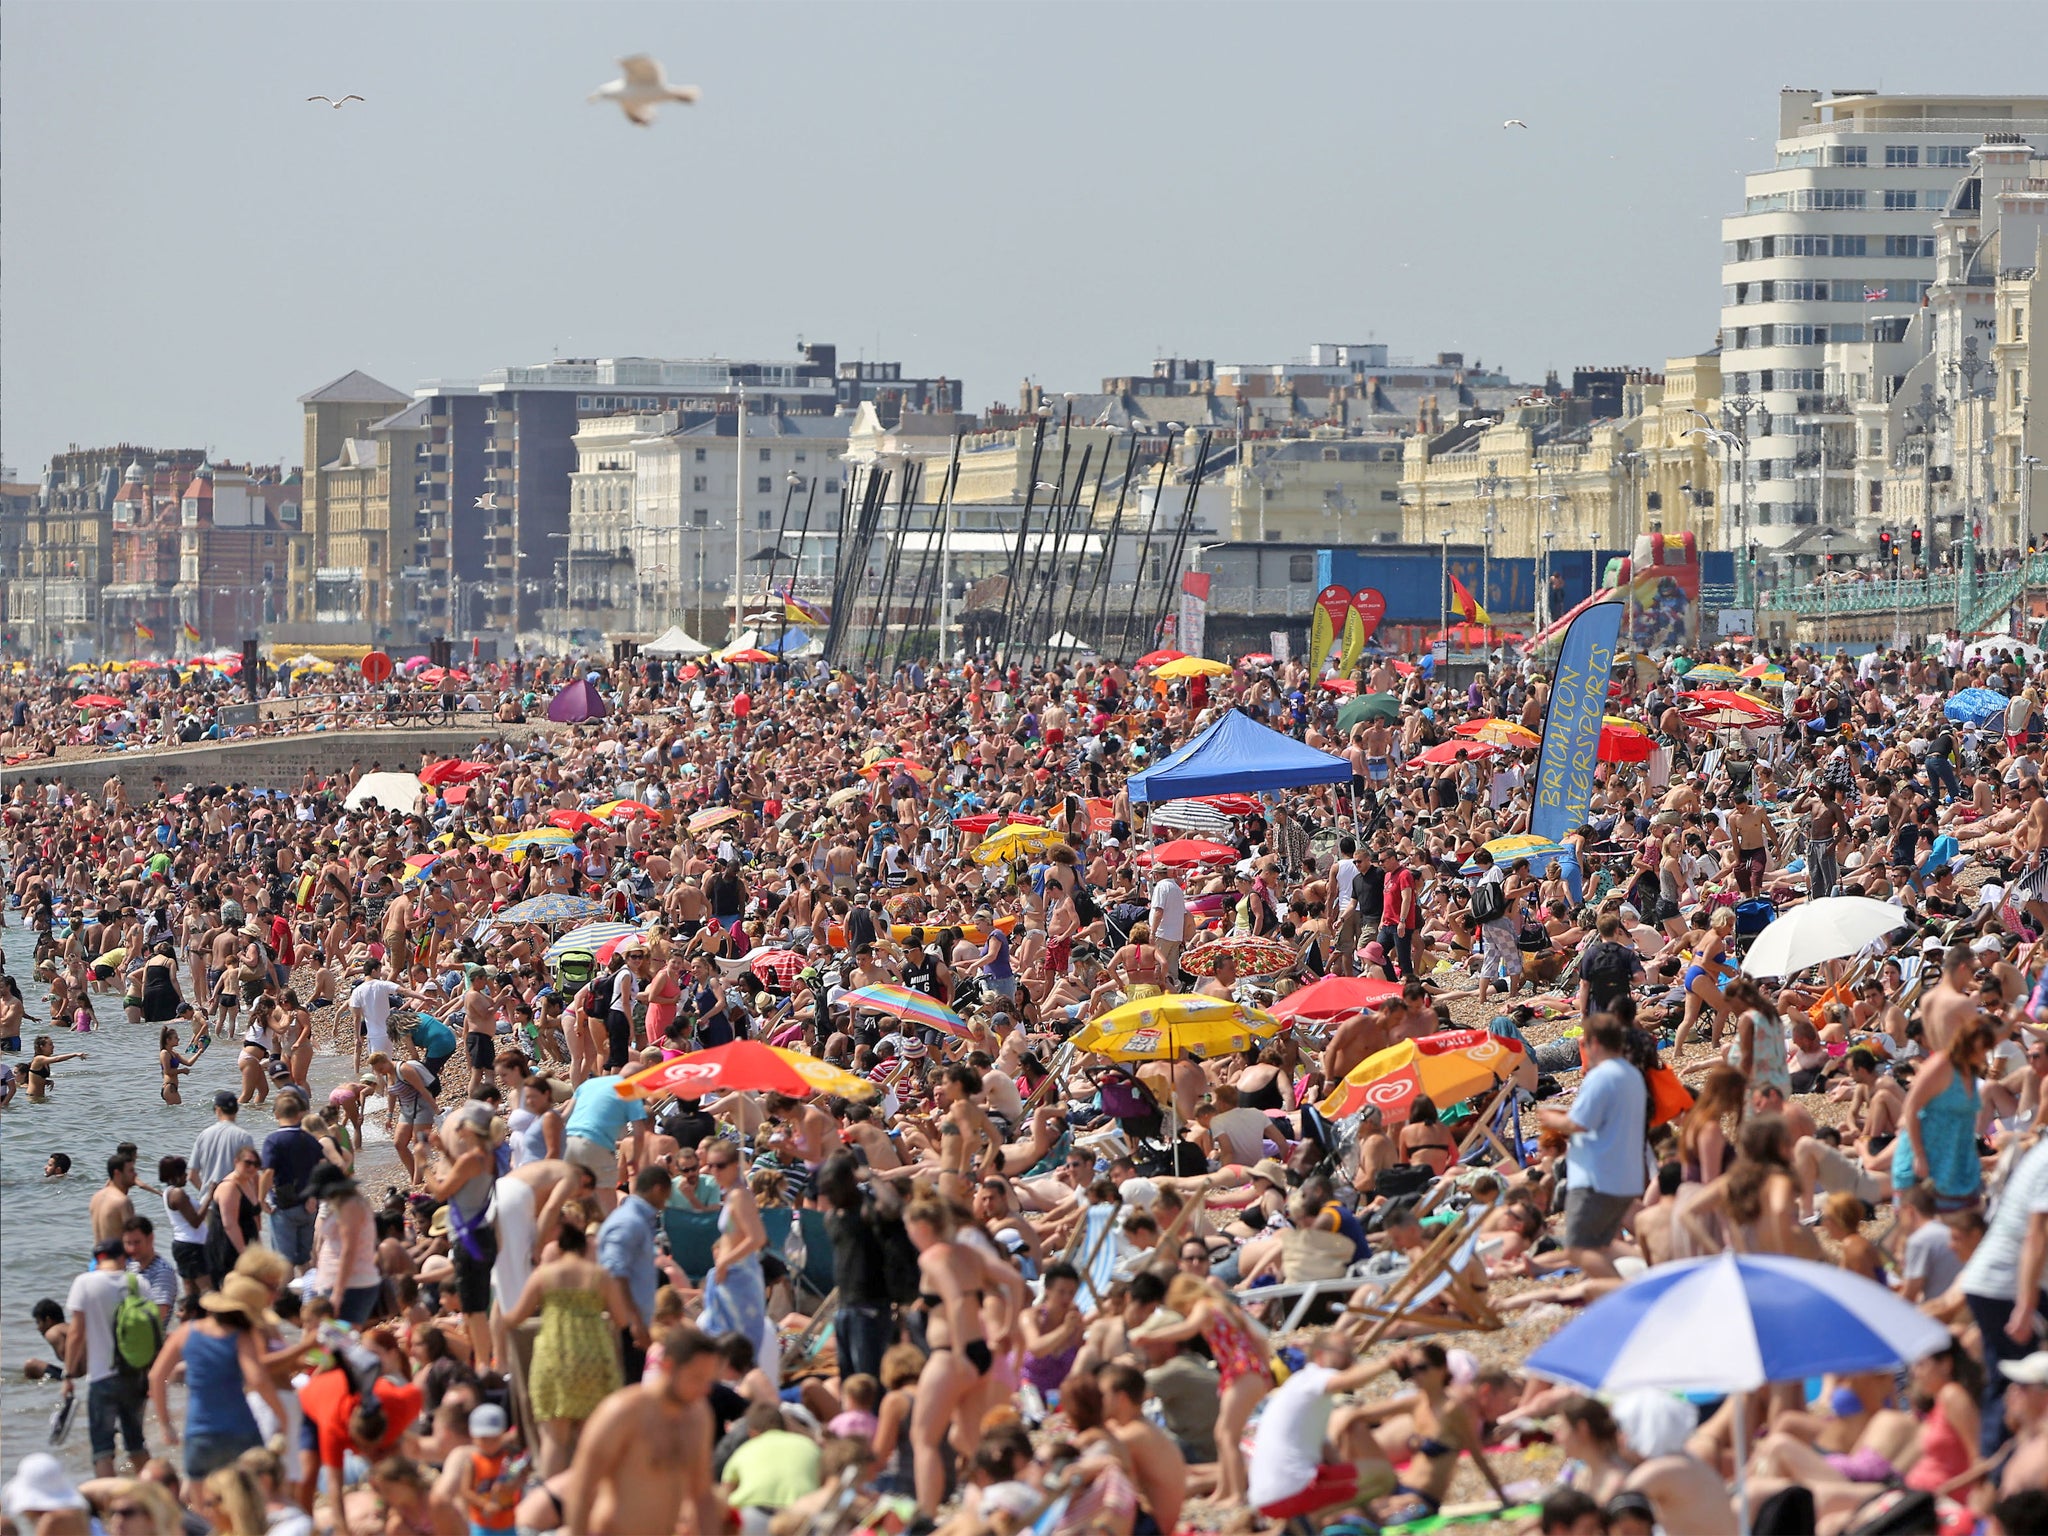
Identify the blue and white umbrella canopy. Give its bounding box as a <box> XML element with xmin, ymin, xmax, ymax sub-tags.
<box><xmin>1526</xmin><ymin>1253</ymin><xmax>1949</xmax><ymax>1396</ymax></box>
<box><xmin>1945</xmin><ymin>687</ymin><xmax>2010</xmax><ymax>727</ymax></box>
<box><xmin>491</xmin><ymin>894</ymin><xmax>605</xmax><ymax>929</ymax></box>
<box><xmin>544</xmin><ymin>921</ymin><xmax>650</xmax><ymax>961</ymax></box>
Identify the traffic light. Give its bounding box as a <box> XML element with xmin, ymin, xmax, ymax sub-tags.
<box><xmin>1911</xmin><ymin>527</ymin><xmax>1923</xmax><ymax>559</ymax></box>
<box><xmin>1878</xmin><ymin>529</ymin><xmax>1893</xmax><ymax>562</ymax></box>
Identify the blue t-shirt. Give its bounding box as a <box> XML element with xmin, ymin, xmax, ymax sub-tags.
<box><xmin>1564</xmin><ymin>1058</ymin><xmax>1648</xmax><ymax>1197</ymax></box>
<box><xmin>563</xmin><ymin>1077</ymin><xmax>648</xmax><ymax>1153</ymax></box>
<box><xmin>411</xmin><ymin>1014</ymin><xmax>457</xmax><ymax>1061</ymax></box>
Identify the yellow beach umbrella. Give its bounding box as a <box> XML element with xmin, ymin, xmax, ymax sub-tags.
<box><xmin>1152</xmin><ymin>656</ymin><xmax>1232</xmax><ymax>680</ymax></box>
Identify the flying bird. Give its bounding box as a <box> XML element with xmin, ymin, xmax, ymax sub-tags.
<box><xmin>589</xmin><ymin>54</ymin><xmax>700</xmax><ymax>126</ymax></box>
<box><xmin>307</xmin><ymin>95</ymin><xmax>364</xmax><ymax>109</ymax></box>
<box><xmin>1502</xmin><ymin>119</ymin><xmax>1529</xmax><ymax>130</ymax></box>
<box><xmin>473</xmin><ymin>495</ymin><xmax>498</xmax><ymax>510</ymax></box>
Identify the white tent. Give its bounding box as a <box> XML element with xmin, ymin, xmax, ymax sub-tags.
<box><xmin>640</xmin><ymin>625</ymin><xmax>711</xmax><ymax>658</ymax></box>
<box><xmin>344</xmin><ymin>772</ymin><xmax>424</xmax><ymax>815</ymax></box>
<box><xmin>1043</xmin><ymin>630</ymin><xmax>1097</xmax><ymax>657</ymax></box>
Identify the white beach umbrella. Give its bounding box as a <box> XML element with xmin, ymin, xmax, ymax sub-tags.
<box><xmin>1739</xmin><ymin>895</ymin><xmax>1909</xmax><ymax>978</ymax></box>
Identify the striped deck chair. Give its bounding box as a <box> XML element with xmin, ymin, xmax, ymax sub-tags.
<box><xmin>1073</xmin><ymin>1202</ymin><xmax>1122</xmax><ymax>1314</ymax></box>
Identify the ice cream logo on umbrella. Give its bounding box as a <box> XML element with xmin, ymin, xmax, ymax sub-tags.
<box><xmin>1361</xmin><ymin>1066</ymin><xmax>1421</xmax><ymax>1115</ymax></box>
<box><xmin>1125</xmin><ymin>1028</ymin><xmax>1162</xmax><ymax>1055</ymax></box>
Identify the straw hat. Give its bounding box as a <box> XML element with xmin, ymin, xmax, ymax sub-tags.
<box><xmin>201</xmin><ymin>1273</ymin><xmax>280</xmax><ymax>1328</ymax></box>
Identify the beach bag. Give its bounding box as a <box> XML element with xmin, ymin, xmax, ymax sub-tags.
<box><xmin>114</xmin><ymin>1274</ymin><xmax>163</xmax><ymax>1376</ymax></box>
<box><xmin>1470</xmin><ymin>878</ymin><xmax>1506</xmax><ymax>926</ymax></box>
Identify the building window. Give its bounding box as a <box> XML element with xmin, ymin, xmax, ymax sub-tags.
<box><xmin>1885</xmin><ymin>235</ymin><xmax>1935</xmax><ymax>258</ymax></box>
<box><xmin>1884</xmin><ymin>145</ymin><xmax>1918</xmax><ymax>168</ymax></box>
<box><xmin>758</xmin><ymin>448</ymin><xmax>771</xmax><ymax>463</ymax></box>
<box><xmin>1825</xmin><ymin>145</ymin><xmax>1867</xmax><ymax>167</ymax></box>
<box><xmin>757</xmin><ymin>509</ymin><xmax>773</xmax><ymax>528</ymax></box>
<box><xmin>1380</xmin><ymin>489</ymin><xmax>1398</xmax><ymax>502</ymax></box>
<box><xmin>1929</xmin><ymin>145</ymin><xmax>1971</xmax><ymax>168</ymax></box>
<box><xmin>692</xmin><ymin>508</ymin><xmax>708</xmax><ymax>526</ymax></box>
<box><xmin>756</xmin><ymin>477</ymin><xmax>772</xmax><ymax>494</ymax></box>
<box><xmin>794</xmin><ymin>451</ymin><xmax>807</xmax><ymax>463</ymax></box>
<box><xmin>2016</xmin><ymin>309</ymin><xmax>2027</xmax><ymax>342</ymax></box>
<box><xmin>694</xmin><ymin>448</ymin><xmax>707</xmax><ymax>463</ymax></box>
<box><xmin>262</xmin><ymin>533</ymin><xmax>274</xmax><ymax>547</ymax></box>
<box><xmin>1882</xmin><ymin>189</ymin><xmax>1918</xmax><ymax>211</ymax></box>
<box><xmin>692</xmin><ymin>476</ymin><xmax>708</xmax><ymax>493</ymax></box>
<box><xmin>1831</xmin><ymin>235</ymin><xmax>1867</xmax><ymax>257</ymax></box>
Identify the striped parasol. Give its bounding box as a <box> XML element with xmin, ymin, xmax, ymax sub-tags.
<box><xmin>1146</xmin><ymin>799</ymin><xmax>1236</xmax><ymax>838</ymax></box>
<box><xmin>839</xmin><ymin>984</ymin><xmax>974</xmax><ymax>1042</ymax></box>
<box><xmin>1460</xmin><ymin>833</ymin><xmax>1570</xmax><ymax>875</ymax></box>
<box><xmin>688</xmin><ymin>806</ymin><xmax>744</xmax><ymax>835</ymax></box>
<box><xmin>544</xmin><ymin>921</ymin><xmax>650</xmax><ymax>961</ymax></box>
<box><xmin>749</xmin><ymin>948</ymin><xmax>807</xmax><ymax>989</ymax></box>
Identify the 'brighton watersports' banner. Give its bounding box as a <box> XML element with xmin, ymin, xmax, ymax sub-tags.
<box><xmin>1530</xmin><ymin>599</ymin><xmax>1622</xmax><ymax>843</ymax></box>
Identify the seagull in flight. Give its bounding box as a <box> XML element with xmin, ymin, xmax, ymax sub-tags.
<box><xmin>589</xmin><ymin>54</ymin><xmax>700</xmax><ymax>126</ymax></box>
<box><xmin>307</xmin><ymin>95</ymin><xmax>364</xmax><ymax>109</ymax></box>
<box><xmin>473</xmin><ymin>494</ymin><xmax>499</xmax><ymax>510</ymax></box>
<box><xmin>1503</xmin><ymin>119</ymin><xmax>1529</xmax><ymax>130</ymax></box>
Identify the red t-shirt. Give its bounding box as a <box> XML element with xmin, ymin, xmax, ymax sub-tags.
<box><xmin>1383</xmin><ymin>868</ymin><xmax>1418</xmax><ymax>932</ymax></box>
<box><xmin>298</xmin><ymin>1371</ymin><xmax>423</xmax><ymax>1473</ymax></box>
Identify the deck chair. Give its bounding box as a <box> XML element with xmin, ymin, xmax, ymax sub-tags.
<box><xmin>1346</xmin><ymin>1219</ymin><xmax>1502</xmax><ymax>1341</ymax></box>
<box><xmin>1072</xmin><ymin>1201</ymin><xmax>1122</xmax><ymax>1314</ymax></box>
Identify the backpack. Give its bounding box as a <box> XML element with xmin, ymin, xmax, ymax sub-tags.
<box><xmin>1582</xmin><ymin>940</ymin><xmax>1636</xmax><ymax>1007</ymax></box>
<box><xmin>1470</xmin><ymin>876</ymin><xmax>1506</xmax><ymax>926</ymax></box>
<box><xmin>114</xmin><ymin>1274</ymin><xmax>163</xmax><ymax>1376</ymax></box>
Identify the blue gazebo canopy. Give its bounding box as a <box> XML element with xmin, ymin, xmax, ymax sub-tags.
<box><xmin>1128</xmin><ymin>709</ymin><xmax>1350</xmax><ymax>804</ymax></box>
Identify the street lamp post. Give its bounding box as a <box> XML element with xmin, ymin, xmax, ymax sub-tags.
<box><xmin>1437</xmin><ymin>526</ymin><xmax>1453</xmax><ymax>661</ymax></box>
<box><xmin>1819</xmin><ymin>528</ymin><xmax>1837</xmax><ymax>653</ymax></box>
<box><xmin>1477</xmin><ymin>459</ymin><xmax>1504</xmax><ymax>642</ymax></box>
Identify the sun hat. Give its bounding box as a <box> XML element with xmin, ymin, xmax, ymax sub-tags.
<box><xmin>2</xmin><ymin>1453</ymin><xmax>85</xmax><ymax>1518</ymax></box>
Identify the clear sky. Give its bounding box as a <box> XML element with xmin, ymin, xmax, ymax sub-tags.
<box><xmin>5</xmin><ymin>1</ymin><xmax>2046</xmax><ymax>477</ymax></box>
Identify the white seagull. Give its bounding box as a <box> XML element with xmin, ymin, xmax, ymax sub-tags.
<box><xmin>307</xmin><ymin>95</ymin><xmax>364</xmax><ymax>109</ymax></box>
<box><xmin>589</xmin><ymin>54</ymin><xmax>700</xmax><ymax>126</ymax></box>
<box><xmin>473</xmin><ymin>494</ymin><xmax>498</xmax><ymax>510</ymax></box>
<box><xmin>1502</xmin><ymin>118</ymin><xmax>1529</xmax><ymax>130</ymax></box>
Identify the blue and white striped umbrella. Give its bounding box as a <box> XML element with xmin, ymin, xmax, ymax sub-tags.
<box><xmin>1526</xmin><ymin>1252</ymin><xmax>1948</xmax><ymax>1396</ymax></box>
<box><xmin>544</xmin><ymin>921</ymin><xmax>649</xmax><ymax>961</ymax></box>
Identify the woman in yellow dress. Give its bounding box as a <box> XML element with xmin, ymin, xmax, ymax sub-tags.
<box><xmin>502</xmin><ymin>1201</ymin><xmax>627</xmax><ymax>1476</ymax></box>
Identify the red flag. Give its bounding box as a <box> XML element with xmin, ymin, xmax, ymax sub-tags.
<box><xmin>1448</xmin><ymin>571</ymin><xmax>1491</xmax><ymax>625</ymax></box>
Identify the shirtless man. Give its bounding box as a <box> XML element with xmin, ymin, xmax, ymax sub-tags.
<box><xmin>1360</xmin><ymin>719</ymin><xmax>1395</xmax><ymax>788</ymax></box>
<box><xmin>1324</xmin><ymin>1004</ymin><xmax>1391</xmax><ymax>1085</ymax></box>
<box><xmin>1097</xmin><ymin>1361</ymin><xmax>1187</xmax><ymax>1535</ymax></box>
<box><xmin>1727</xmin><ymin>800</ymin><xmax>1771</xmax><ymax>897</ymax></box>
<box><xmin>90</xmin><ymin>1151</ymin><xmax>139</xmax><ymax>1245</ymax></box>
<box><xmin>566</xmin><ymin>1321</ymin><xmax>722</xmax><ymax>1536</ymax></box>
<box><xmin>1922</xmin><ymin>944</ymin><xmax>1981</xmax><ymax>1055</ymax></box>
